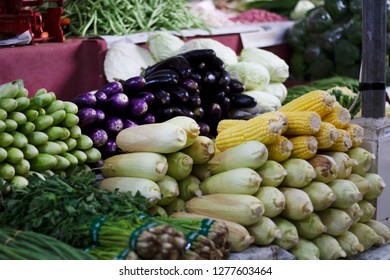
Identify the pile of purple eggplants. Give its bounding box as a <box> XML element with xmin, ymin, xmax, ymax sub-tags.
<box><xmin>71</xmin><ymin>49</ymin><xmax>257</xmax><ymax>159</ymax></box>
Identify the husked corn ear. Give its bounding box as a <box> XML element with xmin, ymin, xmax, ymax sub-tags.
<box><xmin>314</xmin><ymin>122</ymin><xmax>340</xmax><ymax>149</ymax></box>
<box><xmin>216</xmin><ymin>119</ymin><xmax>246</xmax><ymax>134</ymax></box>
<box><xmin>322</xmin><ymin>103</ymin><xmax>351</xmax><ymax>128</ymax></box>
<box><xmin>323</xmin><ymin>129</ymin><xmax>352</xmax><ymax>152</ymax></box>
<box><xmin>282</xmin><ymin>111</ymin><xmax>321</xmax><ymax>136</ymax></box>
<box><xmin>266</xmin><ymin>135</ymin><xmax>293</xmax><ymax>162</ymax></box>
<box><xmin>186</xmin><ymin>193</ymin><xmax>265</xmax><ymax>226</ymax></box>
<box><xmin>344</xmin><ymin>124</ymin><xmax>364</xmax><ymax>148</ymax></box>
<box><xmin>215</xmin><ymin>111</ymin><xmax>287</xmax><ymax>151</ymax></box>
<box><xmin>289</xmin><ymin>135</ymin><xmax>318</xmax><ymax>160</ymax></box>
<box><xmin>278</xmin><ymin>90</ymin><xmax>336</xmax><ymax>117</ymax></box>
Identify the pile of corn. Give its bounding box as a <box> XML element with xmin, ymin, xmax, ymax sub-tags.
<box><xmin>192</xmin><ymin>89</ymin><xmax>387</xmax><ymax>260</ymax></box>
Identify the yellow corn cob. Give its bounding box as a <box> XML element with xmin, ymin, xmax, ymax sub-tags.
<box><xmin>289</xmin><ymin>135</ymin><xmax>318</xmax><ymax>160</ymax></box>
<box><xmin>314</xmin><ymin>122</ymin><xmax>340</xmax><ymax>149</ymax></box>
<box><xmin>322</xmin><ymin>103</ymin><xmax>351</xmax><ymax>128</ymax></box>
<box><xmin>282</xmin><ymin>111</ymin><xmax>321</xmax><ymax>136</ymax></box>
<box><xmin>266</xmin><ymin>135</ymin><xmax>293</xmax><ymax>162</ymax></box>
<box><xmin>278</xmin><ymin>90</ymin><xmax>336</xmax><ymax>117</ymax></box>
<box><xmin>344</xmin><ymin>123</ymin><xmax>364</xmax><ymax>148</ymax></box>
<box><xmin>323</xmin><ymin>129</ymin><xmax>352</xmax><ymax>152</ymax></box>
<box><xmin>216</xmin><ymin>119</ymin><xmax>246</xmax><ymax>134</ymax></box>
<box><xmin>215</xmin><ymin>111</ymin><xmax>287</xmax><ymax>151</ymax></box>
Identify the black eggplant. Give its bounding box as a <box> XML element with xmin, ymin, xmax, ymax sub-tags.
<box><xmin>180</xmin><ymin>49</ymin><xmax>217</xmax><ymax>65</ymax></box>
<box><xmin>187</xmin><ymin>94</ymin><xmax>202</xmax><ymax>108</ymax></box>
<box><xmin>229</xmin><ymin>93</ymin><xmax>257</xmax><ymax>109</ymax></box>
<box><xmin>144</xmin><ymin>55</ymin><xmax>191</xmax><ymax>78</ymax></box>
<box><xmin>229</xmin><ymin>79</ymin><xmax>246</xmax><ymax>93</ymax></box>
<box><xmin>218</xmin><ymin>70</ymin><xmax>231</xmax><ymax>86</ymax></box>
<box><xmin>190</xmin><ymin>72</ymin><xmax>202</xmax><ymax>83</ymax></box>
<box><xmin>203</xmin><ymin>102</ymin><xmax>222</xmax><ymax>120</ymax></box>
<box><xmin>193</xmin><ymin>106</ymin><xmax>205</xmax><ymax>120</ymax></box>
<box><xmin>154</xmin><ymin>107</ymin><xmax>174</xmax><ymax>122</ymax></box>
<box><xmin>122</xmin><ymin>76</ymin><xmax>146</xmax><ymax>95</ymax></box>
<box><xmin>144</xmin><ymin>69</ymin><xmax>179</xmax><ymax>90</ymax></box>
<box><xmin>197</xmin><ymin>121</ymin><xmax>211</xmax><ymax>136</ymax></box>
<box><xmin>180</xmin><ymin>78</ymin><xmax>199</xmax><ymax>94</ymax></box>
<box><xmin>170</xmin><ymin>106</ymin><xmax>196</xmax><ymax>119</ymax></box>
<box><xmin>168</xmin><ymin>85</ymin><xmax>190</xmax><ymax>104</ymax></box>
<box><xmin>137</xmin><ymin>91</ymin><xmax>155</xmax><ymax>106</ymax></box>
<box><xmin>202</xmin><ymin>71</ymin><xmax>217</xmax><ymax>85</ymax></box>
<box><xmin>206</xmin><ymin>56</ymin><xmax>225</xmax><ymax>71</ymax></box>
<box><xmin>153</xmin><ymin>90</ymin><xmax>171</xmax><ymax>107</ymax></box>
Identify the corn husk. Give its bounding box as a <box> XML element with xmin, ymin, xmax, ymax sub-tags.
<box><xmin>180</xmin><ymin>135</ymin><xmax>215</xmax><ymax>164</ymax></box>
<box><xmin>148</xmin><ymin>205</ymin><xmax>168</xmax><ymax>217</ymax></box>
<box><xmin>364</xmin><ymin>219</ymin><xmax>390</xmax><ymax>242</ymax></box>
<box><xmin>164</xmin><ymin>116</ymin><xmax>200</xmax><ymax>148</ymax></box>
<box><xmin>186</xmin><ymin>194</ymin><xmax>264</xmax><ymax>226</ymax></box>
<box><xmin>280</xmin><ymin>187</ymin><xmax>314</xmax><ymax>220</ymax></box>
<box><xmin>347</xmin><ymin>147</ymin><xmax>376</xmax><ymax>176</ymax></box>
<box><xmin>327</xmin><ymin>179</ymin><xmax>363</xmax><ymax>209</ymax></box>
<box><xmin>163</xmin><ymin>197</ymin><xmax>186</xmax><ymax>215</ymax></box>
<box><xmin>291</xmin><ymin>213</ymin><xmax>327</xmax><ymax>239</ymax></box>
<box><xmin>307</xmin><ymin>154</ymin><xmax>339</xmax><ymax>183</ymax></box>
<box><xmin>324</xmin><ymin>151</ymin><xmax>358</xmax><ymax>179</ymax></box>
<box><xmin>280</xmin><ymin>158</ymin><xmax>316</xmax><ymax>188</ymax></box>
<box><xmin>357</xmin><ymin>200</ymin><xmax>376</xmax><ymax>223</ymax></box>
<box><xmin>203</xmin><ymin>140</ymin><xmax>268</xmax><ymax>175</ymax></box>
<box><xmin>255</xmin><ymin>160</ymin><xmax>287</xmax><ymax>187</ymax></box>
<box><xmin>253</xmin><ymin>186</ymin><xmax>285</xmax><ymax>218</ymax></box>
<box><xmin>349</xmin><ymin>223</ymin><xmax>385</xmax><ymax>250</ymax></box>
<box><xmin>344</xmin><ymin>203</ymin><xmax>364</xmax><ymax>225</ymax></box>
<box><xmin>301</xmin><ymin>181</ymin><xmax>336</xmax><ymax>211</ymax></box>
<box><xmin>311</xmin><ymin>234</ymin><xmax>347</xmax><ymax>260</ymax></box>
<box><xmin>165</xmin><ymin>152</ymin><xmax>193</xmax><ymax>181</ymax></box>
<box><xmin>362</xmin><ymin>173</ymin><xmax>386</xmax><ymax>200</ymax></box>
<box><xmin>346</xmin><ymin>173</ymin><xmax>371</xmax><ymax>196</ymax></box>
<box><xmin>156</xmin><ymin>175</ymin><xmax>179</xmax><ymax>206</ymax></box>
<box><xmin>246</xmin><ymin>216</ymin><xmax>282</xmax><ymax>246</ymax></box>
<box><xmin>335</xmin><ymin>231</ymin><xmax>364</xmax><ymax>257</ymax></box>
<box><xmin>317</xmin><ymin>208</ymin><xmax>353</xmax><ymax>236</ymax></box>
<box><xmin>289</xmin><ymin>238</ymin><xmax>320</xmax><ymax>260</ymax></box>
<box><xmin>272</xmin><ymin>217</ymin><xmax>299</xmax><ymax>250</ymax></box>
<box><xmin>177</xmin><ymin>175</ymin><xmax>202</xmax><ymax>201</ymax></box>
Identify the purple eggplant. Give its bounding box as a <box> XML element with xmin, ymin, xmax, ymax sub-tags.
<box><xmin>229</xmin><ymin>93</ymin><xmax>257</xmax><ymax>109</ymax></box>
<box><xmin>218</xmin><ymin>70</ymin><xmax>231</xmax><ymax>86</ymax></box>
<box><xmin>202</xmin><ymin>71</ymin><xmax>217</xmax><ymax>85</ymax></box>
<box><xmin>137</xmin><ymin>92</ymin><xmax>155</xmax><ymax>107</ymax></box>
<box><xmin>97</xmin><ymin>81</ymin><xmax>123</xmax><ymax>97</ymax></box>
<box><xmin>88</xmin><ymin>128</ymin><xmax>108</xmax><ymax>147</ymax></box>
<box><xmin>144</xmin><ymin>55</ymin><xmax>191</xmax><ymax>78</ymax></box>
<box><xmin>90</xmin><ymin>159</ymin><xmax>104</xmax><ymax>170</ymax></box>
<box><xmin>180</xmin><ymin>78</ymin><xmax>199</xmax><ymax>94</ymax></box>
<box><xmin>193</xmin><ymin>106</ymin><xmax>205</xmax><ymax>120</ymax></box>
<box><xmin>206</xmin><ymin>56</ymin><xmax>225</xmax><ymax>71</ymax></box>
<box><xmin>171</xmin><ymin>107</ymin><xmax>196</xmax><ymax>119</ymax></box>
<box><xmin>122</xmin><ymin>76</ymin><xmax>146</xmax><ymax>95</ymax></box>
<box><xmin>155</xmin><ymin>107</ymin><xmax>174</xmax><ymax>122</ymax></box>
<box><xmin>95</xmin><ymin>91</ymin><xmax>108</xmax><ymax>107</ymax></box>
<box><xmin>168</xmin><ymin>85</ymin><xmax>189</xmax><ymax>104</ymax></box>
<box><xmin>122</xmin><ymin>119</ymin><xmax>138</xmax><ymax>129</ymax></box>
<box><xmin>105</xmin><ymin>116</ymin><xmax>124</xmax><ymax>135</ymax></box>
<box><xmin>77</xmin><ymin>107</ymin><xmax>97</xmax><ymax>128</ymax></box>
<box><xmin>153</xmin><ymin>90</ymin><xmax>171</xmax><ymax>107</ymax></box>
<box><xmin>229</xmin><ymin>79</ymin><xmax>245</xmax><ymax>93</ymax></box>
<box><xmin>101</xmin><ymin>138</ymin><xmax>118</xmax><ymax>158</ymax></box>
<box><xmin>144</xmin><ymin>69</ymin><xmax>179</xmax><ymax>90</ymax></box>
<box><xmin>180</xmin><ymin>49</ymin><xmax>217</xmax><ymax>65</ymax></box>
<box><xmin>204</xmin><ymin>102</ymin><xmax>222</xmax><ymax>120</ymax></box>
<box><xmin>190</xmin><ymin>72</ymin><xmax>202</xmax><ymax>83</ymax></box>
<box><xmin>187</xmin><ymin>94</ymin><xmax>202</xmax><ymax>108</ymax></box>
<box><xmin>72</xmin><ymin>92</ymin><xmax>97</xmax><ymax>108</ymax></box>
<box><xmin>220</xmin><ymin>97</ymin><xmax>231</xmax><ymax>115</ymax></box>
<box><xmin>138</xmin><ymin>113</ymin><xmax>156</xmax><ymax>125</ymax></box>
<box><xmin>95</xmin><ymin>109</ymin><xmax>106</xmax><ymax>124</ymax></box>
<box><xmin>127</xmin><ymin>97</ymin><xmax>148</xmax><ymax>118</ymax></box>
<box><xmin>197</xmin><ymin>121</ymin><xmax>211</xmax><ymax>136</ymax></box>
<box><xmin>108</xmin><ymin>92</ymin><xmax>129</xmax><ymax>114</ymax></box>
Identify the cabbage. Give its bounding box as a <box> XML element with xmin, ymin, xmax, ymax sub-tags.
<box><xmin>289</xmin><ymin>238</ymin><xmax>320</xmax><ymax>260</ymax></box>
<box><xmin>291</xmin><ymin>212</ymin><xmax>327</xmax><ymax>239</ymax></box>
<box><xmin>241</xmin><ymin>90</ymin><xmax>281</xmax><ymax>115</ymax></box>
<box><xmin>147</xmin><ymin>32</ymin><xmax>184</xmax><ymax>62</ymax></box>
<box><xmin>239</xmin><ymin>48</ymin><xmax>289</xmax><ymax>83</ymax></box>
<box><xmin>104</xmin><ymin>42</ymin><xmax>156</xmax><ymax>82</ymax></box>
<box><xmin>226</xmin><ymin>62</ymin><xmax>270</xmax><ymax>91</ymax></box>
<box><xmin>335</xmin><ymin>231</ymin><xmax>364</xmax><ymax>257</ymax></box>
<box><xmin>264</xmin><ymin>82</ymin><xmax>288</xmax><ymax>103</ymax></box>
<box><xmin>175</xmin><ymin>38</ymin><xmax>238</xmax><ymax>65</ymax></box>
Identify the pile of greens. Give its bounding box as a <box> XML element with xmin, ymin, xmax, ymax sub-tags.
<box><xmin>63</xmin><ymin>0</ymin><xmax>210</xmax><ymax>37</ymax></box>
<box><xmin>286</xmin><ymin>0</ymin><xmax>390</xmax><ymax>83</ymax></box>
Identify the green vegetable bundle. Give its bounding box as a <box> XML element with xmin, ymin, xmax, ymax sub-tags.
<box><xmin>0</xmin><ymin>80</ymin><xmax>102</xmax><ymax>196</ymax></box>
<box><xmin>63</xmin><ymin>0</ymin><xmax>210</xmax><ymax>37</ymax></box>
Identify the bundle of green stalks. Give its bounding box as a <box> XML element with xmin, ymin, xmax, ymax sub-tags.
<box><xmin>0</xmin><ymin>228</ymin><xmax>95</xmax><ymax>260</ymax></box>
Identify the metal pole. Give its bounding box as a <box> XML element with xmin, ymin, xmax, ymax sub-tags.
<box><xmin>360</xmin><ymin>0</ymin><xmax>387</xmax><ymax>118</ymax></box>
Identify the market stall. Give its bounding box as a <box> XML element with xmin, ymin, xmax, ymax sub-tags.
<box><xmin>0</xmin><ymin>0</ymin><xmax>390</xmax><ymax>262</ymax></box>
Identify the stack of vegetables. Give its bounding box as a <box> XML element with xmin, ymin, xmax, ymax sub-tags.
<box><xmin>286</xmin><ymin>0</ymin><xmax>390</xmax><ymax>83</ymax></box>
<box><xmin>0</xmin><ymin>80</ymin><xmax>101</xmax><ymax>194</ymax></box>
<box><xmin>195</xmin><ymin>89</ymin><xmax>388</xmax><ymax>260</ymax></box>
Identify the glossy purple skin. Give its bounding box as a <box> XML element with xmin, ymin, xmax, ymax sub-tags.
<box><xmin>137</xmin><ymin>92</ymin><xmax>155</xmax><ymax>107</ymax></box>
<box><xmin>127</xmin><ymin>97</ymin><xmax>148</xmax><ymax>118</ymax></box>
<box><xmin>101</xmin><ymin>138</ymin><xmax>117</xmax><ymax>158</ymax></box>
<box><xmin>122</xmin><ymin>119</ymin><xmax>138</xmax><ymax>129</ymax></box>
<box><xmin>138</xmin><ymin>113</ymin><xmax>155</xmax><ymax>125</ymax></box>
<box><xmin>88</xmin><ymin>128</ymin><xmax>108</xmax><ymax>147</ymax></box>
<box><xmin>95</xmin><ymin>91</ymin><xmax>108</xmax><ymax>107</ymax></box>
<box><xmin>77</xmin><ymin>107</ymin><xmax>97</xmax><ymax>128</ymax></box>
<box><xmin>122</xmin><ymin>76</ymin><xmax>146</xmax><ymax>95</ymax></box>
<box><xmin>95</xmin><ymin>109</ymin><xmax>105</xmax><ymax>124</ymax></box>
<box><xmin>197</xmin><ymin>121</ymin><xmax>210</xmax><ymax>136</ymax></box>
<box><xmin>108</xmin><ymin>92</ymin><xmax>129</xmax><ymax>113</ymax></box>
<box><xmin>98</xmin><ymin>81</ymin><xmax>123</xmax><ymax>97</ymax></box>
<box><xmin>153</xmin><ymin>90</ymin><xmax>171</xmax><ymax>107</ymax></box>
<box><xmin>105</xmin><ymin>116</ymin><xmax>124</xmax><ymax>135</ymax></box>
<box><xmin>72</xmin><ymin>92</ymin><xmax>97</xmax><ymax>108</ymax></box>
<box><xmin>204</xmin><ymin>102</ymin><xmax>222</xmax><ymax>120</ymax></box>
